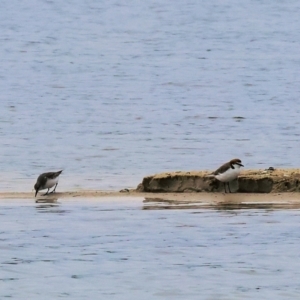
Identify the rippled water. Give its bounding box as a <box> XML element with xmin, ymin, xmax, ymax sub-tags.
<box><xmin>0</xmin><ymin>198</ymin><xmax>300</xmax><ymax>299</ymax></box>
<box><xmin>0</xmin><ymin>1</ymin><xmax>300</xmax><ymax>191</ymax></box>
<box><xmin>2</xmin><ymin>2</ymin><xmax>299</xmax><ymax>295</ymax></box>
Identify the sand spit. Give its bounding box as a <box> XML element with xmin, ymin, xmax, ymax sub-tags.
<box><xmin>0</xmin><ymin>169</ymin><xmax>300</xmax><ymax>207</ymax></box>
<box><xmin>0</xmin><ymin>190</ymin><xmax>134</xmax><ymax>200</ymax></box>
<box><xmin>137</xmin><ymin>169</ymin><xmax>300</xmax><ymax>193</ymax></box>
<box><xmin>1</xmin><ymin>190</ymin><xmax>300</xmax><ymax>209</ymax></box>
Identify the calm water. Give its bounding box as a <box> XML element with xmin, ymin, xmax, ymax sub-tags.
<box><xmin>0</xmin><ymin>198</ymin><xmax>300</xmax><ymax>299</ymax></box>
<box><xmin>1</xmin><ymin>2</ymin><xmax>300</xmax><ymax>297</ymax></box>
<box><xmin>0</xmin><ymin>1</ymin><xmax>300</xmax><ymax>191</ymax></box>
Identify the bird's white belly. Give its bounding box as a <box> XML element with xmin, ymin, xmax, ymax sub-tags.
<box><xmin>42</xmin><ymin>177</ymin><xmax>59</xmax><ymax>190</ymax></box>
<box><xmin>215</xmin><ymin>168</ymin><xmax>241</xmax><ymax>182</ymax></box>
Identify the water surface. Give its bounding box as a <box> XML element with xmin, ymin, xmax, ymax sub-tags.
<box><xmin>1</xmin><ymin>198</ymin><xmax>300</xmax><ymax>299</ymax></box>
<box><xmin>0</xmin><ymin>1</ymin><xmax>300</xmax><ymax>191</ymax></box>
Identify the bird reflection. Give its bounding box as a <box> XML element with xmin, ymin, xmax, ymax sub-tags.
<box><xmin>35</xmin><ymin>198</ymin><xmax>58</xmax><ymax>204</ymax></box>
<box><xmin>35</xmin><ymin>198</ymin><xmax>69</xmax><ymax>214</ymax></box>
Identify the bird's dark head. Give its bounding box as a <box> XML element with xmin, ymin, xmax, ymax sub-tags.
<box><xmin>230</xmin><ymin>158</ymin><xmax>244</xmax><ymax>167</ymax></box>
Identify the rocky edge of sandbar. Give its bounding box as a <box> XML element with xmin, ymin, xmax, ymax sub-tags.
<box><xmin>137</xmin><ymin>169</ymin><xmax>300</xmax><ymax>193</ymax></box>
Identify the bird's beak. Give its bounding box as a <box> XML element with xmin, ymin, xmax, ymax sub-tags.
<box><xmin>240</xmin><ymin>164</ymin><xmax>244</xmax><ymax>167</ymax></box>
<box><xmin>35</xmin><ymin>190</ymin><xmax>38</xmax><ymax>197</ymax></box>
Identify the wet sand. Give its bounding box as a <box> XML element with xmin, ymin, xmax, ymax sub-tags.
<box><xmin>1</xmin><ymin>190</ymin><xmax>300</xmax><ymax>208</ymax></box>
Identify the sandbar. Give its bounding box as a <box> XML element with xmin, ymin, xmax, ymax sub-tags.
<box><xmin>1</xmin><ymin>190</ymin><xmax>300</xmax><ymax>209</ymax></box>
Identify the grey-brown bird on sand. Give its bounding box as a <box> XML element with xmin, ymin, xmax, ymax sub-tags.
<box><xmin>34</xmin><ymin>170</ymin><xmax>63</xmax><ymax>197</ymax></box>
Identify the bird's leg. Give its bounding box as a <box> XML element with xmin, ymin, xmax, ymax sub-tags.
<box><xmin>223</xmin><ymin>183</ymin><xmax>227</xmax><ymax>193</ymax></box>
<box><xmin>42</xmin><ymin>188</ymin><xmax>50</xmax><ymax>196</ymax></box>
<box><xmin>228</xmin><ymin>182</ymin><xmax>231</xmax><ymax>193</ymax></box>
<box><xmin>50</xmin><ymin>183</ymin><xmax>58</xmax><ymax>194</ymax></box>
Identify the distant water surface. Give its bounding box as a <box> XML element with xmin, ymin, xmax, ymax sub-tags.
<box><xmin>1</xmin><ymin>198</ymin><xmax>300</xmax><ymax>299</ymax></box>
<box><xmin>0</xmin><ymin>0</ymin><xmax>300</xmax><ymax>191</ymax></box>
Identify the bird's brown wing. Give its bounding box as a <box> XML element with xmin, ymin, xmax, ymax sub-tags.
<box><xmin>212</xmin><ymin>162</ymin><xmax>231</xmax><ymax>175</ymax></box>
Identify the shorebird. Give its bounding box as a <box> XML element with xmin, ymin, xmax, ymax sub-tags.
<box><xmin>34</xmin><ymin>170</ymin><xmax>63</xmax><ymax>197</ymax></box>
<box><xmin>210</xmin><ymin>159</ymin><xmax>244</xmax><ymax>193</ymax></box>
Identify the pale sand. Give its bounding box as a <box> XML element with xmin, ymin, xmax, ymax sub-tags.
<box><xmin>1</xmin><ymin>190</ymin><xmax>300</xmax><ymax>207</ymax></box>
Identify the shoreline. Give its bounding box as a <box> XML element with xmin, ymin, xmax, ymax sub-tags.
<box><xmin>1</xmin><ymin>190</ymin><xmax>300</xmax><ymax>207</ymax></box>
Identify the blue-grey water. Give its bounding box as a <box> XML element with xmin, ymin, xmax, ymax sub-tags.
<box><xmin>1</xmin><ymin>0</ymin><xmax>300</xmax><ymax>191</ymax></box>
<box><xmin>1</xmin><ymin>198</ymin><xmax>300</xmax><ymax>299</ymax></box>
<box><xmin>1</xmin><ymin>1</ymin><xmax>300</xmax><ymax>299</ymax></box>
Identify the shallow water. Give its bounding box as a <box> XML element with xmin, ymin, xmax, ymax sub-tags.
<box><xmin>1</xmin><ymin>1</ymin><xmax>300</xmax><ymax>191</ymax></box>
<box><xmin>1</xmin><ymin>198</ymin><xmax>300</xmax><ymax>299</ymax></box>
